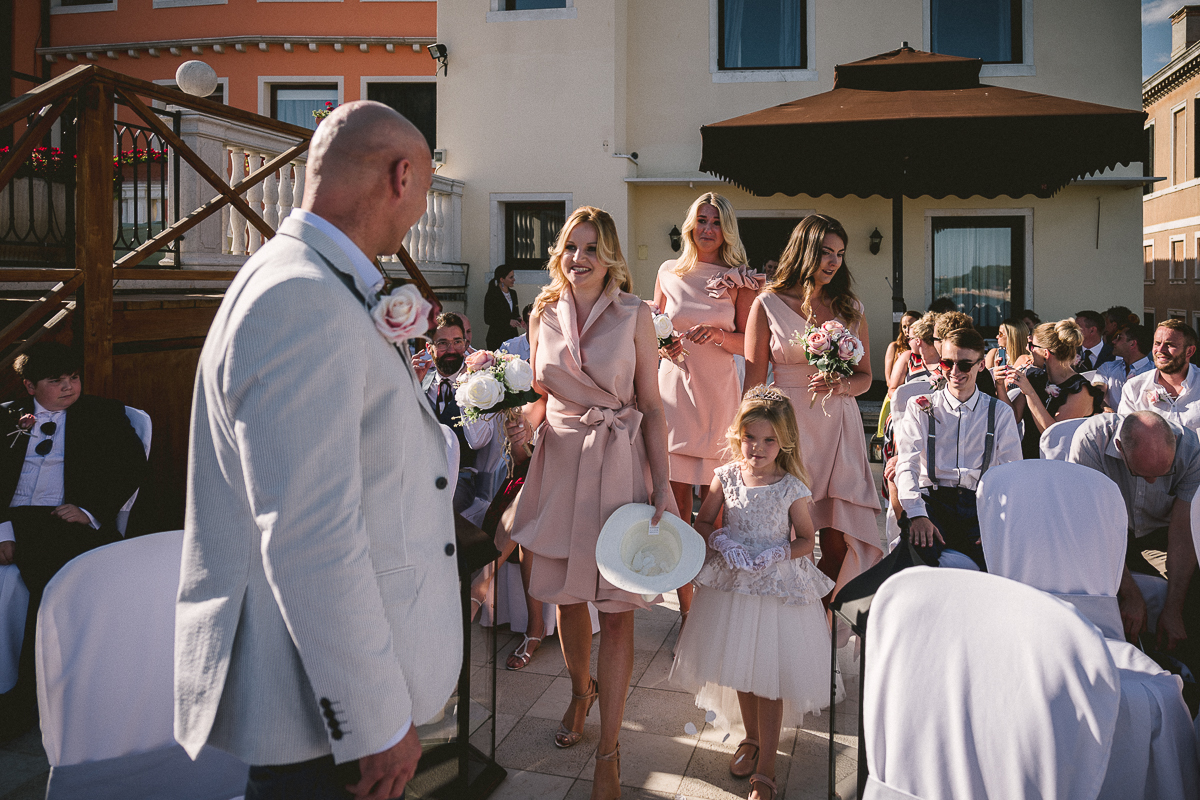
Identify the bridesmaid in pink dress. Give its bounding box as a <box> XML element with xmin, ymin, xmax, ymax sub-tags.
<box><xmin>654</xmin><ymin>193</ymin><xmax>761</xmax><ymax>626</ymax></box>
<box><xmin>743</xmin><ymin>214</ymin><xmax>882</xmax><ymax>604</ymax></box>
<box><xmin>509</xmin><ymin>206</ymin><xmax>671</xmax><ymax>800</ymax></box>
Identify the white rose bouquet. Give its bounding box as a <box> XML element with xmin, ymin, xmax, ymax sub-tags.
<box><xmin>789</xmin><ymin>319</ymin><xmax>864</xmax><ymax>414</ymax></box>
<box><xmin>652</xmin><ymin>311</ymin><xmax>689</xmax><ymax>372</ymax></box>
<box><xmin>455</xmin><ymin>349</ymin><xmax>541</xmax><ymax>471</ymax></box>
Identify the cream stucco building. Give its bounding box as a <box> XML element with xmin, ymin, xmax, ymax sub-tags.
<box><xmin>436</xmin><ymin>0</ymin><xmax>1145</xmax><ymax>377</ymax></box>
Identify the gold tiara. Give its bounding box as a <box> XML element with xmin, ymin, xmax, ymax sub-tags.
<box><xmin>744</xmin><ymin>384</ymin><xmax>790</xmax><ymax>404</ymax></box>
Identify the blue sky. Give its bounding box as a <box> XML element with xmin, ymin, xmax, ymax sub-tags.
<box><xmin>1144</xmin><ymin>0</ymin><xmax>1179</xmax><ymax>79</ymax></box>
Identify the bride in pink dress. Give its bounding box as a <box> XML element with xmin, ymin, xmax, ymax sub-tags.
<box><xmin>654</xmin><ymin>193</ymin><xmax>761</xmax><ymax>626</ymax></box>
<box><xmin>509</xmin><ymin>206</ymin><xmax>671</xmax><ymax>800</ymax></box>
<box><xmin>743</xmin><ymin>214</ymin><xmax>882</xmax><ymax>604</ymax></box>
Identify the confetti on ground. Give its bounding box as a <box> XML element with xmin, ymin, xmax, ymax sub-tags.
<box><xmin>684</xmin><ymin>722</ymin><xmax>698</xmax><ymax>735</ymax></box>
<box><xmin>705</xmin><ymin>711</ymin><xmax>716</xmax><ymax>723</ymax></box>
<box><xmin>722</xmin><ymin>733</ymin><xmax>730</xmax><ymax>743</ymax></box>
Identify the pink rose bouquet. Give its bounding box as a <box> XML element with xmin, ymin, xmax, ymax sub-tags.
<box><xmin>455</xmin><ymin>349</ymin><xmax>541</xmax><ymax>472</ymax></box>
<box><xmin>790</xmin><ymin>319</ymin><xmax>864</xmax><ymax>413</ymax></box>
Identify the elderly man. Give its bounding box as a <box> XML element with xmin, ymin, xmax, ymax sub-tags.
<box><xmin>1069</xmin><ymin>412</ymin><xmax>1200</xmax><ymax>666</ymax></box>
<box><xmin>1096</xmin><ymin>323</ymin><xmax>1153</xmax><ymax>412</ymax></box>
<box><xmin>175</xmin><ymin>102</ymin><xmax>460</xmax><ymax>800</ymax></box>
<box><xmin>1119</xmin><ymin>319</ymin><xmax>1200</xmax><ymax>429</ymax></box>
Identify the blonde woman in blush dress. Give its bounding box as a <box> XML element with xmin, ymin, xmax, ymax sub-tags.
<box><xmin>743</xmin><ymin>214</ymin><xmax>882</xmax><ymax>608</ymax></box>
<box><xmin>655</xmin><ymin>193</ymin><xmax>762</xmax><ymax>628</ymax></box>
<box><xmin>508</xmin><ymin>207</ymin><xmax>673</xmax><ymax>800</ymax></box>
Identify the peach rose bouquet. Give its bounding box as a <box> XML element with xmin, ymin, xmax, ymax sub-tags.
<box><xmin>790</xmin><ymin>319</ymin><xmax>864</xmax><ymax>413</ymax></box>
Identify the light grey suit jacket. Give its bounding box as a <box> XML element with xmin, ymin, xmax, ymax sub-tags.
<box><xmin>174</xmin><ymin>216</ymin><xmax>462</xmax><ymax>766</ymax></box>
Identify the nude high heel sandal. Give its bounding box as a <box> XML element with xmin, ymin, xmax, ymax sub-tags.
<box><xmin>554</xmin><ymin>676</ymin><xmax>598</xmax><ymax>748</ymax></box>
<box><xmin>591</xmin><ymin>743</ymin><xmax>620</xmax><ymax>800</ymax></box>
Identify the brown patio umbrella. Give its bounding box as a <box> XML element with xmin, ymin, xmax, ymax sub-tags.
<box><xmin>699</xmin><ymin>46</ymin><xmax>1146</xmax><ymax>322</ymax></box>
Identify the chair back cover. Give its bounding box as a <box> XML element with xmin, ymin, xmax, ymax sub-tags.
<box><xmin>36</xmin><ymin>529</ymin><xmax>248</xmax><ymax>799</ymax></box>
<box><xmin>115</xmin><ymin>406</ymin><xmax>153</xmax><ymax>535</ymax></box>
<box><xmin>0</xmin><ymin>563</ymin><xmax>26</xmax><ymax>693</ymax></box>
<box><xmin>863</xmin><ymin>568</ymin><xmax>1119</xmax><ymax>800</ymax></box>
<box><xmin>1039</xmin><ymin>417</ymin><xmax>1088</xmax><ymax>461</ymax></box>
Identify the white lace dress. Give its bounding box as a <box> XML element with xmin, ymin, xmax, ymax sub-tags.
<box><xmin>669</xmin><ymin>462</ymin><xmax>843</xmax><ymax>730</ymax></box>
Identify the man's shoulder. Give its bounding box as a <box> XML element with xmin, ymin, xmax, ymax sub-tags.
<box><xmin>69</xmin><ymin>394</ymin><xmax>133</xmax><ymax>421</ymax></box>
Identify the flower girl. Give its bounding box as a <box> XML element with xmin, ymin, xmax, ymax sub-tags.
<box><xmin>669</xmin><ymin>385</ymin><xmax>839</xmax><ymax>800</ymax></box>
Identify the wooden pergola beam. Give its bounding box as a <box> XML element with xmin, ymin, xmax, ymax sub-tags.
<box><xmin>76</xmin><ymin>80</ymin><xmax>115</xmax><ymax>396</ymax></box>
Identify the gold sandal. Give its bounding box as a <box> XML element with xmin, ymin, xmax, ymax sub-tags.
<box><xmin>748</xmin><ymin>773</ymin><xmax>776</xmax><ymax>800</ymax></box>
<box><xmin>554</xmin><ymin>676</ymin><xmax>598</xmax><ymax>748</ymax></box>
<box><xmin>592</xmin><ymin>743</ymin><xmax>620</xmax><ymax>800</ymax></box>
<box><xmin>729</xmin><ymin>737</ymin><xmax>759</xmax><ymax>778</ymax></box>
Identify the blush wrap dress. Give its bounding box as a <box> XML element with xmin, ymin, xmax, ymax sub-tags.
<box><xmin>657</xmin><ymin>260</ymin><xmax>763</xmax><ymax>485</ymax></box>
<box><xmin>758</xmin><ymin>292</ymin><xmax>883</xmax><ymax>599</ymax></box>
<box><xmin>510</xmin><ymin>282</ymin><xmax>667</xmax><ymax>613</ymax></box>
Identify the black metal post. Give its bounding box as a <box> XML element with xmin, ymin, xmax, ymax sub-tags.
<box><xmin>892</xmin><ymin>195</ymin><xmax>904</xmax><ymax>340</ymax></box>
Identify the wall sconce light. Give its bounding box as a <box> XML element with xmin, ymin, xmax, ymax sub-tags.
<box><xmin>669</xmin><ymin>225</ymin><xmax>682</xmax><ymax>252</ymax></box>
<box><xmin>428</xmin><ymin>43</ymin><xmax>448</xmax><ymax>76</ymax></box>
<box><xmin>868</xmin><ymin>227</ymin><xmax>883</xmax><ymax>255</ymax></box>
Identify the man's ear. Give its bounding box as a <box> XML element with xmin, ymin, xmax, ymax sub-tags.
<box><xmin>391</xmin><ymin>157</ymin><xmax>412</xmax><ymax>200</ymax></box>
<box><xmin>1187</xmin><ymin>345</ymin><xmax>1197</xmax><ymax>362</ymax></box>
<box><xmin>23</xmin><ymin>379</ymin><xmax>35</xmax><ymax>397</ymax></box>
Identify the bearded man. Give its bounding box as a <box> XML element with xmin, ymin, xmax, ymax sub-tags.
<box><xmin>1119</xmin><ymin>319</ymin><xmax>1200</xmax><ymax>429</ymax></box>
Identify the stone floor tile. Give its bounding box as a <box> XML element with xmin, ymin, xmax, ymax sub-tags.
<box><xmin>469</xmin><ymin>667</ymin><xmax>555</xmax><ymax>718</ymax></box>
<box><xmin>526</xmin><ymin>675</ymin><xmax>598</xmax><ymax>723</ymax></box>
<box><xmin>681</xmin><ymin>733</ymin><xmax>792</xmax><ymax>799</ymax></box>
<box><xmin>484</xmin><ymin>767</ymin><xmax>575</xmax><ymax>800</ymax></box>
<box><xmin>468</xmin><ymin>711</ymin><xmax>519</xmax><ymax>755</ymax></box>
<box><xmin>636</xmin><ymin>644</ymin><xmax>689</xmax><ymax>693</ymax></box>
<box><xmin>563</xmin><ymin>779</ymin><xmax>678</xmax><ymax>800</ymax></box>
<box><xmin>580</xmin><ymin>728</ymin><xmax>693</xmax><ymax>796</ymax></box>
<box><xmin>494</xmin><ymin>715</ymin><xmax>598</xmax><ymax>779</ymax></box>
<box><xmin>622</xmin><ymin>686</ymin><xmax>705</xmax><ymax>738</ymax></box>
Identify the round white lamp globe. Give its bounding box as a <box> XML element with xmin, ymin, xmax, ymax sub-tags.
<box><xmin>175</xmin><ymin>61</ymin><xmax>218</xmax><ymax>97</ymax></box>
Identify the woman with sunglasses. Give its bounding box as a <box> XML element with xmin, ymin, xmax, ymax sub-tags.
<box><xmin>997</xmin><ymin>318</ymin><xmax>1104</xmax><ymax>459</ymax></box>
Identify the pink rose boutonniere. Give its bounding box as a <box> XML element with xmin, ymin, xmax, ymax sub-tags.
<box><xmin>1144</xmin><ymin>386</ymin><xmax>1171</xmax><ymax>406</ymax></box>
<box><xmin>371</xmin><ymin>283</ymin><xmax>434</xmax><ymax>345</ymax></box>
<box><xmin>1046</xmin><ymin>384</ymin><xmax>1061</xmax><ymax>398</ymax></box>
<box><xmin>8</xmin><ymin>413</ymin><xmax>34</xmax><ymax>449</ymax></box>
<box><xmin>913</xmin><ymin>395</ymin><xmax>934</xmax><ymax>417</ymax></box>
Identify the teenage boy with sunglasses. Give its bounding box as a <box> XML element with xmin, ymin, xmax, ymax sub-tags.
<box><xmin>0</xmin><ymin>341</ymin><xmax>147</xmax><ymax>740</ymax></box>
<box><xmin>894</xmin><ymin>328</ymin><xmax>1022</xmax><ymax>570</ymax></box>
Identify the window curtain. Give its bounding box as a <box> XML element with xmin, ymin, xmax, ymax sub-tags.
<box><xmin>724</xmin><ymin>0</ymin><xmax>803</xmax><ymax>69</ymax></box>
<box><xmin>274</xmin><ymin>88</ymin><xmax>338</xmax><ymax>131</ymax></box>
<box><xmin>930</xmin><ymin>0</ymin><xmax>1013</xmax><ymax>63</ymax></box>
<box><xmin>932</xmin><ymin>225</ymin><xmax>1012</xmax><ymax>328</ymax></box>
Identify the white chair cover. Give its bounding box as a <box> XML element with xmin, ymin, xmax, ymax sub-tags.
<box><xmin>979</xmin><ymin>460</ymin><xmax>1200</xmax><ymax>799</ymax></box>
<box><xmin>1040</xmin><ymin>416</ymin><xmax>1089</xmax><ymax>461</ymax></box>
<box><xmin>863</xmin><ymin>568</ymin><xmax>1120</xmax><ymax>800</ymax></box>
<box><xmin>881</xmin><ymin>380</ymin><xmax>934</xmax><ymax>552</ymax></box>
<box><xmin>0</xmin><ymin>563</ymin><xmax>27</xmax><ymax>694</ymax></box>
<box><xmin>36</xmin><ymin>529</ymin><xmax>247</xmax><ymax>799</ymax></box>
<box><xmin>115</xmin><ymin>406</ymin><xmax>152</xmax><ymax>536</ymax></box>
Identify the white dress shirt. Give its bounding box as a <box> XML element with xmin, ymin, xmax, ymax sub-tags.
<box><xmin>895</xmin><ymin>387</ymin><xmax>1023</xmax><ymax>518</ymax></box>
<box><xmin>284</xmin><ymin>208</ymin><xmax>412</xmax><ymax>751</ymax></box>
<box><xmin>1078</xmin><ymin>341</ymin><xmax>1104</xmax><ymax>370</ymax></box>
<box><xmin>1118</xmin><ymin>364</ymin><xmax>1200</xmax><ymax>430</ymax></box>
<box><xmin>1095</xmin><ymin>355</ymin><xmax>1152</xmax><ymax>411</ymax></box>
<box><xmin>0</xmin><ymin>400</ymin><xmax>99</xmax><ymax>545</ymax></box>
<box><xmin>500</xmin><ymin>334</ymin><xmax>530</xmax><ymax>361</ymax></box>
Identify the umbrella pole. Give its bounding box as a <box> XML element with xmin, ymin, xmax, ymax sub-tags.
<box><xmin>892</xmin><ymin>195</ymin><xmax>904</xmax><ymax>339</ymax></box>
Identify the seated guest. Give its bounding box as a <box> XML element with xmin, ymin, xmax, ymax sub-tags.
<box><xmin>1075</xmin><ymin>310</ymin><xmax>1113</xmax><ymax>371</ymax></box>
<box><xmin>934</xmin><ymin>311</ymin><xmax>999</xmax><ymax>397</ymax></box>
<box><xmin>1069</xmin><ymin>412</ymin><xmax>1200</xmax><ymax>670</ymax></box>
<box><xmin>1096</xmin><ymin>323</ymin><xmax>1153</xmax><ymax>412</ymax></box>
<box><xmin>0</xmin><ymin>342</ymin><xmax>148</xmax><ymax>739</ymax></box>
<box><xmin>999</xmin><ymin>319</ymin><xmax>1104</xmax><ymax>459</ymax></box>
<box><xmin>500</xmin><ymin>304</ymin><xmax>534</xmax><ymax>360</ymax></box>
<box><xmin>985</xmin><ymin>317</ymin><xmax>1031</xmax><ymax>370</ymax></box>
<box><xmin>423</xmin><ymin>312</ymin><xmax>501</xmax><ymax>514</ymax></box>
<box><xmin>887</xmin><ymin>313</ymin><xmax>939</xmax><ymax>394</ymax></box>
<box><xmin>894</xmin><ymin>328</ymin><xmax>1022</xmax><ymax>570</ymax></box>
<box><xmin>1119</xmin><ymin>319</ymin><xmax>1200</xmax><ymax>429</ymax></box>
<box><xmin>1103</xmin><ymin>305</ymin><xmax>1138</xmax><ymax>343</ymax></box>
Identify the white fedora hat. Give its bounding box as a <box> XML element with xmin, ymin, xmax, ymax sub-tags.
<box><xmin>596</xmin><ymin>503</ymin><xmax>706</xmax><ymax>601</ymax></box>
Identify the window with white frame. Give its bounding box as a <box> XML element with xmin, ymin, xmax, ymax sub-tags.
<box><xmin>270</xmin><ymin>84</ymin><xmax>338</xmax><ymax>130</ymax></box>
<box><xmin>1145</xmin><ymin>122</ymin><xmax>1156</xmax><ymax>196</ymax></box>
<box><xmin>487</xmin><ymin>0</ymin><xmax>575</xmax><ymax>21</ymax></box>
<box><xmin>1169</xmin><ymin>308</ymin><xmax>1187</xmax><ymax>322</ymax></box>
<box><xmin>719</xmin><ymin>0</ymin><xmax>807</xmax><ymax>70</ymax></box>
<box><xmin>1173</xmin><ymin>103</ymin><xmax>1188</xmax><ymax>186</ymax></box>
<box><xmin>927</xmin><ymin>211</ymin><xmax>1029</xmax><ymax>333</ymax></box>
<box><xmin>1145</xmin><ymin>242</ymin><xmax>1155</xmax><ymax>283</ymax></box>
<box><xmin>1192</xmin><ymin>311</ymin><xmax>1200</xmax><ymax>341</ymax></box>
<box><xmin>505</xmin><ymin>202</ymin><xmax>566</xmax><ymax>270</ymax></box>
<box><xmin>1195</xmin><ymin>233</ymin><xmax>1200</xmax><ymax>280</ymax></box>
<box><xmin>925</xmin><ymin>0</ymin><xmax>1032</xmax><ymax>76</ymax></box>
<box><xmin>1144</xmin><ymin>308</ymin><xmax>1156</xmax><ymax>327</ymax></box>
<box><xmin>51</xmin><ymin>0</ymin><xmax>116</xmax><ymax>11</ymax></box>
<box><xmin>504</xmin><ymin>0</ymin><xmax>565</xmax><ymax>8</ymax></box>
<box><xmin>1170</xmin><ymin>236</ymin><xmax>1187</xmax><ymax>281</ymax></box>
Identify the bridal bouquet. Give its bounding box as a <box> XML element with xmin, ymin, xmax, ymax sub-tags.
<box><xmin>455</xmin><ymin>350</ymin><xmax>541</xmax><ymax>470</ymax></box>
<box><xmin>652</xmin><ymin>312</ymin><xmax>689</xmax><ymax>372</ymax></box>
<box><xmin>790</xmin><ymin>320</ymin><xmax>864</xmax><ymax>414</ymax></box>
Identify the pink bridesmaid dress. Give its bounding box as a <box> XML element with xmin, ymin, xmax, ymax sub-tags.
<box><xmin>510</xmin><ymin>282</ymin><xmax>668</xmax><ymax>613</ymax></box>
<box><xmin>758</xmin><ymin>292</ymin><xmax>883</xmax><ymax>597</ymax></box>
<box><xmin>656</xmin><ymin>260</ymin><xmax>763</xmax><ymax>485</ymax></box>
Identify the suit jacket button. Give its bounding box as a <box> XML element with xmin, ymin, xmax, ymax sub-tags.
<box><xmin>445</xmin><ymin>543</ymin><xmax>455</xmax><ymax>556</ymax></box>
<box><xmin>331</xmin><ymin>730</ymin><xmax>344</xmax><ymax>740</ymax></box>
<box><xmin>435</xmin><ymin>476</ymin><xmax>448</xmax><ymax>490</ymax></box>
<box><xmin>319</xmin><ymin>698</ymin><xmax>332</xmax><ymax>709</ymax></box>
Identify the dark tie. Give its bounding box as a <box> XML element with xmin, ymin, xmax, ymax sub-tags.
<box><xmin>1079</xmin><ymin>350</ymin><xmax>1094</xmax><ymax>371</ymax></box>
<box><xmin>437</xmin><ymin>378</ymin><xmax>452</xmax><ymax>412</ymax></box>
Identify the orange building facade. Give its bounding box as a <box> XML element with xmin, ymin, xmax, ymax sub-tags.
<box><xmin>7</xmin><ymin>0</ymin><xmax>439</xmax><ymax>144</ymax></box>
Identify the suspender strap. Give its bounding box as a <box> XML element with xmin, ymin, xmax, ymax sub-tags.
<box><xmin>926</xmin><ymin>405</ymin><xmax>937</xmax><ymax>485</ymax></box>
<box><xmin>979</xmin><ymin>396</ymin><xmax>997</xmax><ymax>475</ymax></box>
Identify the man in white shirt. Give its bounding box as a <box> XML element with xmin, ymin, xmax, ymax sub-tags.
<box><xmin>500</xmin><ymin>304</ymin><xmax>533</xmax><ymax>361</ymax></box>
<box><xmin>423</xmin><ymin>311</ymin><xmax>500</xmax><ymax>515</ymax></box>
<box><xmin>1096</xmin><ymin>323</ymin><xmax>1153</xmax><ymax>411</ymax></box>
<box><xmin>1118</xmin><ymin>319</ymin><xmax>1200</xmax><ymax>430</ymax></box>
<box><xmin>1075</xmin><ymin>310</ymin><xmax>1113</xmax><ymax>371</ymax></box>
<box><xmin>896</xmin><ymin>328</ymin><xmax>1023</xmax><ymax>570</ymax></box>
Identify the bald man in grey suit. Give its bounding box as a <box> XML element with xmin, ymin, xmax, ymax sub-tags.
<box><xmin>175</xmin><ymin>103</ymin><xmax>461</xmax><ymax>800</ymax></box>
